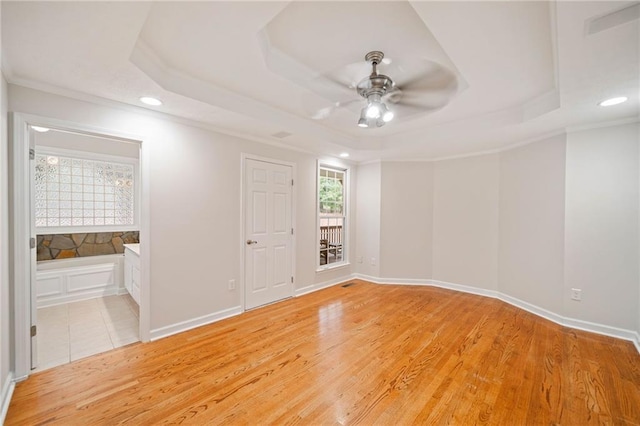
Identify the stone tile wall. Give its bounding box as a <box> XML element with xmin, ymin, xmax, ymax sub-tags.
<box><xmin>37</xmin><ymin>231</ymin><xmax>139</xmax><ymax>261</ymax></box>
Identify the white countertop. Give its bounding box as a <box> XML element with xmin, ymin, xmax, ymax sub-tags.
<box><xmin>123</xmin><ymin>243</ymin><xmax>140</xmax><ymax>256</ymax></box>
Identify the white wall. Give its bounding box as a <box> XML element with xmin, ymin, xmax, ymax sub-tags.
<box><xmin>35</xmin><ymin>129</ymin><xmax>139</xmax><ymax>158</ymax></box>
<box><xmin>6</xmin><ymin>83</ymin><xmax>639</xmax><ymax>392</ymax></box>
<box><xmin>1</xmin><ymin>71</ymin><xmax>13</xmax><ymax>418</ymax></box>
<box><xmin>0</xmin><ymin>2</ymin><xmax>13</xmax><ymax>415</ymax></box>
<box><xmin>565</xmin><ymin>123</ymin><xmax>639</xmax><ymax>330</ymax></box>
<box><xmin>498</xmin><ymin>134</ymin><xmax>566</xmax><ymax>314</ymax></box>
<box><xmin>432</xmin><ymin>154</ymin><xmax>500</xmax><ymax>290</ymax></box>
<box><xmin>373</xmin><ymin>129</ymin><xmax>639</xmax><ymax>339</ymax></box>
<box><xmin>355</xmin><ymin>162</ymin><xmax>380</xmax><ymax>277</ymax></box>
<box><xmin>379</xmin><ymin>161</ymin><xmax>433</xmax><ymax>279</ymax></box>
<box><xmin>8</xmin><ymin>84</ymin><xmax>354</xmax><ymax>333</ymax></box>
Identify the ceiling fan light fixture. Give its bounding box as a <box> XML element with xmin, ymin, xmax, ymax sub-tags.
<box><xmin>365</xmin><ymin>93</ymin><xmax>383</xmax><ymax>119</ymax></box>
<box><xmin>381</xmin><ymin>103</ymin><xmax>394</xmax><ymax>123</ymax></box>
<box><xmin>365</xmin><ymin>103</ymin><xmax>381</xmax><ymax>119</ymax></box>
<box><xmin>358</xmin><ymin>108</ymin><xmax>369</xmax><ymax>127</ymax></box>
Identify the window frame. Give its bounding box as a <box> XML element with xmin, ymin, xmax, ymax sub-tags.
<box><xmin>34</xmin><ymin>146</ymin><xmax>140</xmax><ymax>234</ymax></box>
<box><xmin>316</xmin><ymin>162</ymin><xmax>349</xmax><ymax>271</ymax></box>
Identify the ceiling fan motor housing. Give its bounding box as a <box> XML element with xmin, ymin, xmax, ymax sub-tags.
<box><xmin>357</xmin><ymin>51</ymin><xmax>395</xmax><ymax>99</ymax></box>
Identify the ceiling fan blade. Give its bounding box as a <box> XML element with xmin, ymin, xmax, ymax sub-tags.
<box><xmin>307</xmin><ymin>61</ymin><xmax>371</xmax><ymax>102</ymax></box>
<box><xmin>305</xmin><ymin>97</ymin><xmax>362</xmax><ymax>120</ymax></box>
<box><xmin>385</xmin><ymin>74</ymin><xmax>455</xmax><ymax>111</ymax></box>
<box><xmin>399</xmin><ymin>67</ymin><xmax>458</xmax><ymax>96</ymax></box>
<box><xmin>323</xmin><ymin>62</ymin><xmax>371</xmax><ymax>89</ymax></box>
<box><xmin>395</xmin><ymin>98</ymin><xmax>446</xmax><ymax>110</ymax></box>
<box><xmin>383</xmin><ymin>86</ymin><xmax>403</xmax><ymax>104</ymax></box>
<box><xmin>385</xmin><ymin>101</ymin><xmax>445</xmax><ymax>121</ymax></box>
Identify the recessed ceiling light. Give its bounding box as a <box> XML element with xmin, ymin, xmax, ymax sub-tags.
<box><xmin>598</xmin><ymin>96</ymin><xmax>628</xmax><ymax>107</ymax></box>
<box><xmin>339</xmin><ymin>152</ymin><xmax>350</xmax><ymax>158</ymax></box>
<box><xmin>31</xmin><ymin>126</ymin><xmax>50</xmax><ymax>133</ymax></box>
<box><xmin>140</xmin><ymin>96</ymin><xmax>163</xmax><ymax>106</ymax></box>
<box><xmin>382</xmin><ymin>58</ymin><xmax>392</xmax><ymax>65</ymax></box>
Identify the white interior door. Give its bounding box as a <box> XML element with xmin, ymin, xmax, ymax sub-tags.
<box><xmin>244</xmin><ymin>158</ymin><xmax>293</xmax><ymax>310</ymax></box>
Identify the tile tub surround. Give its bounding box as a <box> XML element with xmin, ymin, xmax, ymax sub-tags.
<box><xmin>35</xmin><ymin>294</ymin><xmax>140</xmax><ymax>372</ymax></box>
<box><xmin>37</xmin><ymin>231</ymin><xmax>139</xmax><ymax>261</ymax></box>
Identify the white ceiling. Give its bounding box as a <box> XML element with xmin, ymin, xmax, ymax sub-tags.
<box><xmin>2</xmin><ymin>1</ymin><xmax>638</xmax><ymax>162</ymax></box>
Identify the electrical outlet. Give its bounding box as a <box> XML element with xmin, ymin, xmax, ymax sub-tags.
<box><xmin>570</xmin><ymin>288</ymin><xmax>581</xmax><ymax>301</ymax></box>
<box><xmin>357</xmin><ymin>256</ymin><xmax>363</xmax><ymax>264</ymax></box>
<box><xmin>228</xmin><ymin>279</ymin><xmax>235</xmax><ymax>290</ymax></box>
<box><xmin>370</xmin><ymin>257</ymin><xmax>377</xmax><ymax>266</ymax></box>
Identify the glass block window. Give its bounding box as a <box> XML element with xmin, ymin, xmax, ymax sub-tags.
<box><xmin>35</xmin><ymin>153</ymin><xmax>135</xmax><ymax>229</ymax></box>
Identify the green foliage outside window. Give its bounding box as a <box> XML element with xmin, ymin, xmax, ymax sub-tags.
<box><xmin>319</xmin><ymin>176</ymin><xmax>343</xmax><ymax>214</ymax></box>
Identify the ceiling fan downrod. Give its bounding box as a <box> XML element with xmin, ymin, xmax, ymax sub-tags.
<box><xmin>365</xmin><ymin>51</ymin><xmax>384</xmax><ymax>76</ymax></box>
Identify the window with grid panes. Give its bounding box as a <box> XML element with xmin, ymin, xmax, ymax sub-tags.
<box><xmin>35</xmin><ymin>152</ymin><xmax>136</xmax><ymax>230</ymax></box>
<box><xmin>318</xmin><ymin>165</ymin><xmax>347</xmax><ymax>268</ymax></box>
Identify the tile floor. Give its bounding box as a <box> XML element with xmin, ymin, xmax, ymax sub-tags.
<box><xmin>35</xmin><ymin>294</ymin><xmax>139</xmax><ymax>372</ymax></box>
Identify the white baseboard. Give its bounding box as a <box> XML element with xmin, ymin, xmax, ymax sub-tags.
<box><xmin>352</xmin><ymin>274</ymin><xmax>640</xmax><ymax>354</ymax></box>
<box><xmin>1</xmin><ymin>372</ymin><xmax>15</xmax><ymax>425</ymax></box>
<box><xmin>143</xmin><ymin>273</ymin><xmax>640</xmax><ymax>354</ymax></box>
<box><xmin>422</xmin><ymin>279</ymin><xmax>499</xmax><ymax>299</ymax></box>
<box><xmin>150</xmin><ymin>275</ymin><xmax>355</xmax><ymax>341</ymax></box>
<box><xmin>149</xmin><ymin>306</ymin><xmax>243</xmax><ymax>341</ymax></box>
<box><xmin>350</xmin><ymin>273</ymin><xmax>385</xmax><ymax>284</ymax></box>
<box><xmin>561</xmin><ymin>316</ymin><xmax>640</xmax><ymax>345</ymax></box>
<box><xmin>295</xmin><ymin>275</ymin><xmax>352</xmax><ymax>297</ymax></box>
<box><xmin>150</xmin><ymin>274</ymin><xmax>356</xmax><ymax>342</ymax></box>
<box><xmin>497</xmin><ymin>292</ymin><xmax>565</xmax><ymax>326</ymax></box>
<box><xmin>353</xmin><ymin>274</ymin><xmax>498</xmax><ymax>299</ymax></box>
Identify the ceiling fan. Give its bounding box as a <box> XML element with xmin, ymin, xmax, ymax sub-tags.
<box><xmin>356</xmin><ymin>51</ymin><xmax>396</xmax><ymax>128</ymax></box>
<box><xmin>309</xmin><ymin>51</ymin><xmax>459</xmax><ymax>128</ymax></box>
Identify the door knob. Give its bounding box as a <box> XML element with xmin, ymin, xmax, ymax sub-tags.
<box><xmin>246</xmin><ymin>240</ymin><xmax>258</xmax><ymax>245</ymax></box>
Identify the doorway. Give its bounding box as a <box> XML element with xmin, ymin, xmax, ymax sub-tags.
<box><xmin>11</xmin><ymin>113</ymin><xmax>150</xmax><ymax>379</ymax></box>
<box><xmin>243</xmin><ymin>157</ymin><xmax>295</xmax><ymax>310</ymax></box>
<box><xmin>31</xmin><ymin>128</ymin><xmax>141</xmax><ymax>371</ymax></box>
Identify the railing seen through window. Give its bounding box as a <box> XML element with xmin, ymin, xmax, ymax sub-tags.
<box><xmin>319</xmin><ymin>166</ymin><xmax>346</xmax><ymax>267</ymax></box>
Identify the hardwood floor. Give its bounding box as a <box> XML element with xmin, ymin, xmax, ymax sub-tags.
<box><xmin>6</xmin><ymin>280</ymin><xmax>640</xmax><ymax>425</ymax></box>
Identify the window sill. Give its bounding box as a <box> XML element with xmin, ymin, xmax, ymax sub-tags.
<box><xmin>36</xmin><ymin>225</ymin><xmax>139</xmax><ymax>234</ymax></box>
<box><xmin>316</xmin><ymin>262</ymin><xmax>351</xmax><ymax>273</ymax></box>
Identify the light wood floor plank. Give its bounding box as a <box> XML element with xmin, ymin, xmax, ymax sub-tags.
<box><xmin>6</xmin><ymin>280</ymin><xmax>640</xmax><ymax>425</ymax></box>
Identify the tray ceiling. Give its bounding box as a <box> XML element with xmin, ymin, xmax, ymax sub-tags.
<box><xmin>2</xmin><ymin>1</ymin><xmax>637</xmax><ymax>161</ymax></box>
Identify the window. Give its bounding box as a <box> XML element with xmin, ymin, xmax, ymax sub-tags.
<box><xmin>35</xmin><ymin>148</ymin><xmax>137</xmax><ymax>232</ymax></box>
<box><xmin>318</xmin><ymin>165</ymin><xmax>348</xmax><ymax>269</ymax></box>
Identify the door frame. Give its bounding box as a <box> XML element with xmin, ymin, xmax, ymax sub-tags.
<box><xmin>10</xmin><ymin>112</ymin><xmax>151</xmax><ymax>380</ymax></box>
<box><xmin>240</xmin><ymin>153</ymin><xmax>296</xmax><ymax>311</ymax></box>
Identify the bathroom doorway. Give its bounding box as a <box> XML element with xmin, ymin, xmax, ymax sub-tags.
<box><xmin>11</xmin><ymin>113</ymin><xmax>150</xmax><ymax>378</ymax></box>
<box><xmin>32</xmin><ymin>127</ymin><xmax>142</xmax><ymax>371</ymax></box>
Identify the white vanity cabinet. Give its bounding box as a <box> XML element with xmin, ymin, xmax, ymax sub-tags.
<box><xmin>123</xmin><ymin>243</ymin><xmax>140</xmax><ymax>305</ymax></box>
